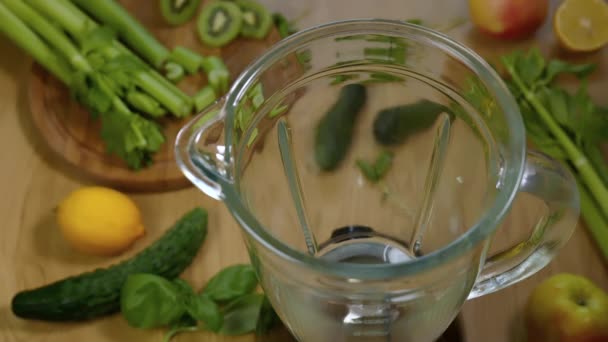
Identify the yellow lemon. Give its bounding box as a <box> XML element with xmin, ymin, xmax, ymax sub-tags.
<box><xmin>554</xmin><ymin>0</ymin><xmax>608</xmax><ymax>52</ymax></box>
<box><xmin>57</xmin><ymin>186</ymin><xmax>145</xmax><ymax>256</ymax></box>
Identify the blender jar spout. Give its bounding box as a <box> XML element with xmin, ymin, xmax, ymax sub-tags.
<box><xmin>175</xmin><ymin>99</ymin><xmax>231</xmax><ymax>200</ymax></box>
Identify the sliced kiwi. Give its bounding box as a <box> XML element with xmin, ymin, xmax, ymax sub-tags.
<box><xmin>160</xmin><ymin>0</ymin><xmax>202</xmax><ymax>26</ymax></box>
<box><xmin>236</xmin><ymin>0</ymin><xmax>272</xmax><ymax>39</ymax></box>
<box><xmin>197</xmin><ymin>1</ymin><xmax>243</xmax><ymax>47</ymax></box>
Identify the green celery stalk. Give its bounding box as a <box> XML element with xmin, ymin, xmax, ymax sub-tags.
<box><xmin>164</xmin><ymin>62</ymin><xmax>185</xmax><ymax>83</ymax></box>
<box><xmin>29</xmin><ymin>0</ymin><xmax>192</xmax><ymax>117</ymax></box>
<box><xmin>126</xmin><ymin>91</ymin><xmax>166</xmax><ymax>117</ymax></box>
<box><xmin>25</xmin><ymin>0</ymin><xmax>95</xmax><ymax>42</ymax></box>
<box><xmin>5</xmin><ymin>0</ymin><xmax>91</xmax><ymax>72</ymax></box>
<box><xmin>576</xmin><ymin>175</ymin><xmax>608</xmax><ymax>261</ymax></box>
<box><xmin>169</xmin><ymin>46</ymin><xmax>204</xmax><ymax>74</ymax></box>
<box><xmin>583</xmin><ymin>143</ymin><xmax>608</xmax><ymax>186</ymax></box>
<box><xmin>70</xmin><ymin>0</ymin><xmax>169</xmax><ymax>69</ymax></box>
<box><xmin>134</xmin><ymin>72</ymin><xmax>190</xmax><ymax>117</ymax></box>
<box><xmin>0</xmin><ymin>2</ymin><xmax>72</xmax><ymax>85</ymax></box>
<box><xmin>193</xmin><ymin>86</ymin><xmax>216</xmax><ymax>112</ymax></box>
<box><xmin>504</xmin><ymin>61</ymin><xmax>608</xmax><ymax>220</ymax></box>
<box><xmin>201</xmin><ymin>56</ymin><xmax>230</xmax><ymax>93</ymax></box>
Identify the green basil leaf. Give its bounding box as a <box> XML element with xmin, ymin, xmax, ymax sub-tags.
<box><xmin>173</xmin><ymin>278</ymin><xmax>196</xmax><ymax>296</ymax></box>
<box><xmin>220</xmin><ymin>293</ymin><xmax>264</xmax><ymax>336</ymax></box>
<box><xmin>186</xmin><ymin>294</ymin><xmax>223</xmax><ymax>332</ymax></box>
<box><xmin>255</xmin><ymin>296</ymin><xmax>281</xmax><ymax>336</ymax></box>
<box><xmin>202</xmin><ymin>264</ymin><xmax>258</xmax><ymax>302</ymax></box>
<box><xmin>120</xmin><ymin>274</ymin><xmax>185</xmax><ymax>329</ymax></box>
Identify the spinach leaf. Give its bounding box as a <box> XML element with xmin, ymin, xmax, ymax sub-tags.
<box><xmin>220</xmin><ymin>293</ymin><xmax>264</xmax><ymax>336</ymax></box>
<box><xmin>120</xmin><ymin>274</ymin><xmax>185</xmax><ymax>329</ymax></box>
<box><xmin>202</xmin><ymin>264</ymin><xmax>258</xmax><ymax>302</ymax></box>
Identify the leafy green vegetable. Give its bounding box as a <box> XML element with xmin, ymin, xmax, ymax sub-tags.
<box><xmin>500</xmin><ymin>48</ymin><xmax>608</xmax><ymax>260</ymax></box>
<box><xmin>356</xmin><ymin>150</ymin><xmax>394</xmax><ymax>183</ymax></box>
<box><xmin>202</xmin><ymin>264</ymin><xmax>259</xmax><ymax>302</ymax></box>
<box><xmin>121</xmin><ymin>264</ymin><xmax>280</xmax><ymax>342</ymax></box>
<box><xmin>186</xmin><ymin>294</ymin><xmax>223</xmax><ymax>332</ymax></box>
<box><xmin>121</xmin><ymin>274</ymin><xmax>186</xmax><ymax>329</ymax></box>
<box><xmin>255</xmin><ymin>296</ymin><xmax>281</xmax><ymax>335</ymax></box>
<box><xmin>220</xmin><ymin>293</ymin><xmax>264</xmax><ymax>335</ymax></box>
<box><xmin>70</xmin><ymin>0</ymin><xmax>170</xmax><ymax>69</ymax></box>
<box><xmin>0</xmin><ymin>0</ymin><xmax>208</xmax><ymax>169</ymax></box>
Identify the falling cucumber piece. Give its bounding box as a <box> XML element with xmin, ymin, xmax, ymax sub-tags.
<box><xmin>373</xmin><ymin>100</ymin><xmax>452</xmax><ymax>145</ymax></box>
<box><xmin>169</xmin><ymin>46</ymin><xmax>204</xmax><ymax>74</ymax></box>
<box><xmin>197</xmin><ymin>1</ymin><xmax>243</xmax><ymax>48</ymax></box>
<box><xmin>314</xmin><ymin>84</ymin><xmax>367</xmax><ymax>171</ymax></box>
<box><xmin>160</xmin><ymin>0</ymin><xmax>202</xmax><ymax>26</ymax></box>
<box><xmin>236</xmin><ymin>0</ymin><xmax>272</xmax><ymax>39</ymax></box>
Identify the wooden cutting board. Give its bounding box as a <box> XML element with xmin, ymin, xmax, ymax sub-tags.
<box><xmin>28</xmin><ymin>0</ymin><xmax>282</xmax><ymax>192</ymax></box>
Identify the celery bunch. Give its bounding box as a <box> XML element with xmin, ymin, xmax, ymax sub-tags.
<box><xmin>501</xmin><ymin>48</ymin><xmax>608</xmax><ymax>260</ymax></box>
<box><xmin>0</xmin><ymin>0</ymin><xmax>230</xmax><ymax>169</ymax></box>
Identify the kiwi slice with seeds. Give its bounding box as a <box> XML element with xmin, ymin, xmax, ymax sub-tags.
<box><xmin>236</xmin><ymin>0</ymin><xmax>272</xmax><ymax>39</ymax></box>
<box><xmin>197</xmin><ymin>1</ymin><xmax>243</xmax><ymax>47</ymax></box>
<box><xmin>160</xmin><ymin>0</ymin><xmax>202</xmax><ymax>26</ymax></box>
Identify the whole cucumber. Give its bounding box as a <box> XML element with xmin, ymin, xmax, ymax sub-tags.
<box><xmin>373</xmin><ymin>99</ymin><xmax>451</xmax><ymax>145</ymax></box>
<box><xmin>314</xmin><ymin>83</ymin><xmax>367</xmax><ymax>171</ymax></box>
<box><xmin>11</xmin><ymin>207</ymin><xmax>208</xmax><ymax>321</ymax></box>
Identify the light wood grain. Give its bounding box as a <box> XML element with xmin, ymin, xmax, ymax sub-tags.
<box><xmin>1</xmin><ymin>0</ymin><xmax>607</xmax><ymax>342</ymax></box>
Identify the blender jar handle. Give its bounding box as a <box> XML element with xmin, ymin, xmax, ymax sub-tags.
<box><xmin>175</xmin><ymin>99</ymin><xmax>230</xmax><ymax>201</ymax></box>
<box><xmin>468</xmin><ymin>150</ymin><xmax>580</xmax><ymax>299</ymax></box>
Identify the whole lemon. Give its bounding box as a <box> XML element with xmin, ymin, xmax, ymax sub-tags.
<box><xmin>57</xmin><ymin>186</ymin><xmax>145</xmax><ymax>256</ymax></box>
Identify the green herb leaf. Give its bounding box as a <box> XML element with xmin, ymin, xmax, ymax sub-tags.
<box><xmin>374</xmin><ymin>150</ymin><xmax>393</xmax><ymax>178</ymax></box>
<box><xmin>356</xmin><ymin>150</ymin><xmax>394</xmax><ymax>183</ymax></box>
<box><xmin>255</xmin><ymin>296</ymin><xmax>281</xmax><ymax>336</ymax></box>
<box><xmin>542</xmin><ymin>59</ymin><xmax>596</xmax><ymax>84</ymax></box>
<box><xmin>220</xmin><ymin>293</ymin><xmax>264</xmax><ymax>335</ymax></box>
<box><xmin>543</xmin><ymin>87</ymin><xmax>569</xmax><ymax>128</ymax></box>
<box><xmin>202</xmin><ymin>264</ymin><xmax>258</xmax><ymax>302</ymax></box>
<box><xmin>516</xmin><ymin>48</ymin><xmax>545</xmax><ymax>88</ymax></box>
<box><xmin>356</xmin><ymin>159</ymin><xmax>379</xmax><ymax>182</ymax></box>
<box><xmin>186</xmin><ymin>294</ymin><xmax>223</xmax><ymax>332</ymax></box>
<box><xmin>120</xmin><ymin>274</ymin><xmax>185</xmax><ymax>329</ymax></box>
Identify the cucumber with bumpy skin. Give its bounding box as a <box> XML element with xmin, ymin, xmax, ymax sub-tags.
<box><xmin>11</xmin><ymin>208</ymin><xmax>208</xmax><ymax>321</ymax></box>
<box><xmin>373</xmin><ymin>99</ymin><xmax>451</xmax><ymax>145</ymax></box>
<box><xmin>314</xmin><ymin>83</ymin><xmax>367</xmax><ymax>171</ymax></box>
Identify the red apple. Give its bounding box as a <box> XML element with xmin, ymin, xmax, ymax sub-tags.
<box><xmin>525</xmin><ymin>273</ymin><xmax>608</xmax><ymax>342</ymax></box>
<box><xmin>468</xmin><ymin>0</ymin><xmax>549</xmax><ymax>40</ymax></box>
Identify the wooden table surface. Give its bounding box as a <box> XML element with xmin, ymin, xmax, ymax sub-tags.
<box><xmin>1</xmin><ymin>1</ymin><xmax>607</xmax><ymax>341</ymax></box>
